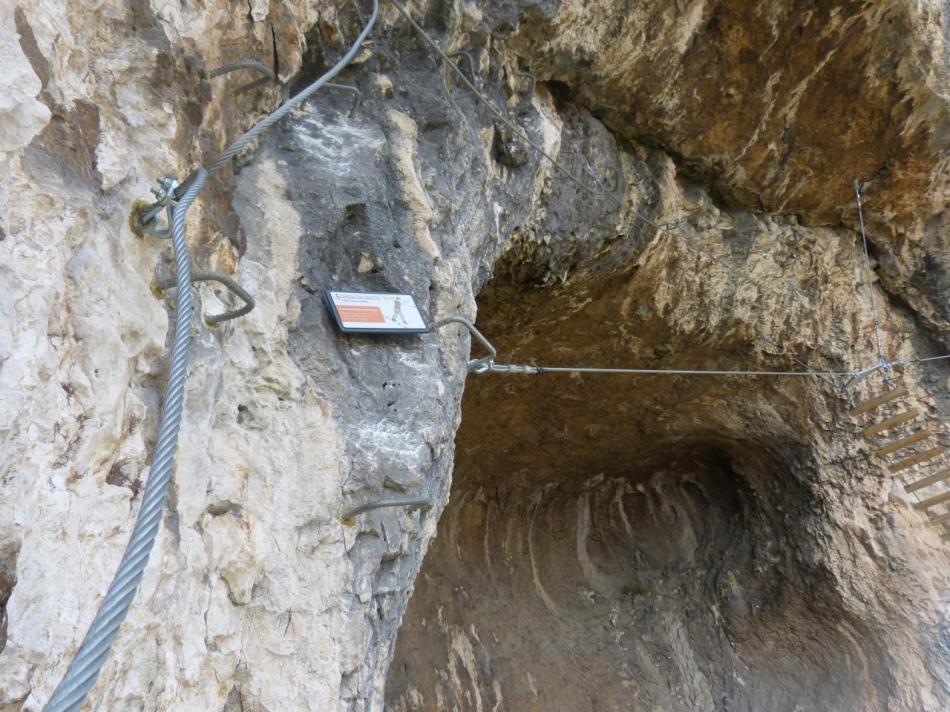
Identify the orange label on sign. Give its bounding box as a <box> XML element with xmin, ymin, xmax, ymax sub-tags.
<box><xmin>336</xmin><ymin>305</ymin><xmax>385</xmax><ymax>323</ymax></box>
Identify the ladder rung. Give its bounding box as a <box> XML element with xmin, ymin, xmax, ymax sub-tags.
<box><xmin>943</xmin><ymin>531</ymin><xmax>950</xmax><ymax>542</ymax></box>
<box><xmin>850</xmin><ymin>385</ymin><xmax>907</xmax><ymax>416</ymax></box>
<box><xmin>889</xmin><ymin>446</ymin><xmax>944</xmax><ymax>473</ymax></box>
<box><xmin>914</xmin><ymin>490</ymin><xmax>950</xmax><ymax>510</ymax></box>
<box><xmin>906</xmin><ymin>467</ymin><xmax>950</xmax><ymax>494</ymax></box>
<box><xmin>932</xmin><ymin>511</ymin><xmax>950</xmax><ymax>526</ymax></box>
<box><xmin>875</xmin><ymin>428</ymin><xmax>932</xmax><ymax>457</ymax></box>
<box><xmin>862</xmin><ymin>409</ymin><xmax>919</xmax><ymax>437</ymax></box>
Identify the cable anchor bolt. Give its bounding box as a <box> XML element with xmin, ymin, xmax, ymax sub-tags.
<box><xmin>130</xmin><ymin>176</ymin><xmax>180</xmax><ymax>239</ymax></box>
<box><xmin>209</xmin><ymin>59</ymin><xmax>277</xmax><ymax>94</ymax></box>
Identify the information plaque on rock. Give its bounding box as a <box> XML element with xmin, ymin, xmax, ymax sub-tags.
<box><xmin>324</xmin><ymin>290</ymin><xmax>428</xmax><ymax>334</ymax></box>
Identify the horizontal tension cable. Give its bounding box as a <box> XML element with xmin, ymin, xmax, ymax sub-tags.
<box><xmin>428</xmin><ymin>319</ymin><xmax>949</xmax><ymax>386</ymax></box>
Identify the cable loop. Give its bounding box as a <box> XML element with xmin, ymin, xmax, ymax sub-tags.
<box><xmin>448</xmin><ymin>51</ymin><xmax>479</xmax><ymax>84</ymax></box>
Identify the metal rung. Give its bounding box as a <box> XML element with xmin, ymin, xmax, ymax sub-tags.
<box><xmin>850</xmin><ymin>385</ymin><xmax>907</xmax><ymax>416</ymax></box>
<box><xmin>942</xmin><ymin>531</ymin><xmax>950</xmax><ymax>542</ymax></box>
<box><xmin>931</xmin><ymin>511</ymin><xmax>950</xmax><ymax>526</ymax></box>
<box><xmin>889</xmin><ymin>446</ymin><xmax>944</xmax><ymax>473</ymax></box>
<box><xmin>906</xmin><ymin>467</ymin><xmax>950</xmax><ymax>494</ymax></box>
<box><xmin>862</xmin><ymin>409</ymin><xmax>919</xmax><ymax>437</ymax></box>
<box><xmin>875</xmin><ymin>428</ymin><xmax>932</xmax><ymax>457</ymax></box>
<box><xmin>914</xmin><ymin>489</ymin><xmax>950</xmax><ymax>510</ymax></box>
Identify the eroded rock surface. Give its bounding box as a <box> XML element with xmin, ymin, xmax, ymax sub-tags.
<box><xmin>0</xmin><ymin>1</ymin><xmax>948</xmax><ymax>710</ymax></box>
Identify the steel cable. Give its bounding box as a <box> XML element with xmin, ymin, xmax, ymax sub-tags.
<box><xmin>205</xmin><ymin>0</ymin><xmax>377</xmax><ymax>176</ymax></box>
<box><xmin>45</xmin><ymin>169</ymin><xmax>208</xmax><ymax>712</ymax></box>
<box><xmin>480</xmin><ymin>363</ymin><xmax>857</xmax><ymax>378</ymax></box>
<box><xmin>138</xmin><ymin>0</ymin><xmax>379</xmax><ymax>226</ymax></box>
<box><xmin>47</xmin><ymin>5</ymin><xmax>381</xmax><ymax>707</ymax></box>
<box><xmin>891</xmin><ymin>354</ymin><xmax>950</xmax><ymax>366</ymax></box>
<box><xmin>854</xmin><ymin>180</ymin><xmax>886</xmax><ymax>362</ymax></box>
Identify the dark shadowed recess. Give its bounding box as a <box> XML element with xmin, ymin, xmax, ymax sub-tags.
<box><xmin>387</xmin><ymin>274</ymin><xmax>895</xmax><ymax>711</ymax></box>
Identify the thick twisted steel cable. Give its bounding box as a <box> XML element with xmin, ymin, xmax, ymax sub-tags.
<box><xmin>854</xmin><ymin>180</ymin><xmax>886</xmax><ymax>363</ymax></box>
<box><xmin>45</xmin><ymin>170</ymin><xmax>208</xmax><ymax>712</ymax></box>
<box><xmin>47</xmin><ymin>6</ymin><xmax>380</xmax><ymax>706</ymax></box>
<box><xmin>892</xmin><ymin>354</ymin><xmax>950</xmax><ymax>366</ymax></box>
<box><xmin>138</xmin><ymin>0</ymin><xmax>379</xmax><ymax>227</ymax></box>
<box><xmin>205</xmin><ymin>0</ymin><xmax>377</xmax><ymax>176</ymax></box>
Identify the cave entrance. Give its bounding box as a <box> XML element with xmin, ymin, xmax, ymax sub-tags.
<box><xmin>387</xmin><ymin>270</ymin><xmax>889</xmax><ymax>710</ymax></box>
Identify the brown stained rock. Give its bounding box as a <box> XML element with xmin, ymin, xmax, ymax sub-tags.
<box><xmin>389</xmin><ymin>218</ymin><xmax>947</xmax><ymax>712</ymax></box>
<box><xmin>23</xmin><ymin>99</ymin><xmax>102</xmax><ymax>190</ymax></box>
<box><xmin>500</xmin><ymin>0</ymin><xmax>950</xmax><ymax>335</ymax></box>
<box><xmin>509</xmin><ymin>0</ymin><xmax>950</xmax><ymax>226</ymax></box>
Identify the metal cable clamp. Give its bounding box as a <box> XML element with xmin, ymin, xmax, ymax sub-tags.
<box><xmin>840</xmin><ymin>358</ymin><xmax>893</xmax><ymax>391</ymax></box>
<box><xmin>130</xmin><ymin>176</ymin><xmax>179</xmax><ymax>239</ymax></box>
<box><xmin>428</xmin><ymin>317</ymin><xmax>497</xmax><ymax>372</ymax></box>
<box><xmin>134</xmin><ymin>178</ymin><xmax>255</xmax><ymax>325</ymax></box>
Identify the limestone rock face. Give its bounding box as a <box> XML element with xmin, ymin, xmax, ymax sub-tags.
<box><xmin>0</xmin><ymin>1</ymin><xmax>947</xmax><ymax>711</ymax></box>
<box><xmin>501</xmin><ymin>0</ymin><xmax>950</xmax><ymax>344</ymax></box>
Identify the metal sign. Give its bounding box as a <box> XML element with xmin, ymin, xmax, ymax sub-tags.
<box><xmin>324</xmin><ymin>289</ymin><xmax>428</xmax><ymax>334</ymax></box>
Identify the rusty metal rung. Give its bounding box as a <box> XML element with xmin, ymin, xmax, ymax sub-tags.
<box><xmin>931</xmin><ymin>510</ymin><xmax>950</xmax><ymax>526</ymax></box>
<box><xmin>875</xmin><ymin>428</ymin><xmax>932</xmax><ymax>457</ymax></box>
<box><xmin>889</xmin><ymin>446</ymin><xmax>944</xmax><ymax>473</ymax></box>
<box><xmin>850</xmin><ymin>385</ymin><xmax>907</xmax><ymax>416</ymax></box>
<box><xmin>906</xmin><ymin>467</ymin><xmax>950</xmax><ymax>494</ymax></box>
<box><xmin>862</xmin><ymin>409</ymin><xmax>919</xmax><ymax>437</ymax></box>
<box><xmin>913</xmin><ymin>489</ymin><xmax>950</xmax><ymax>511</ymax></box>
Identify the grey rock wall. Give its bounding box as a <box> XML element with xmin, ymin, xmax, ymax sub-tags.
<box><xmin>0</xmin><ymin>1</ymin><xmax>947</xmax><ymax>710</ymax></box>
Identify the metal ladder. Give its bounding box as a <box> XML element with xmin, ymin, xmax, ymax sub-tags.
<box><xmin>850</xmin><ymin>378</ymin><xmax>950</xmax><ymax>541</ymax></box>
